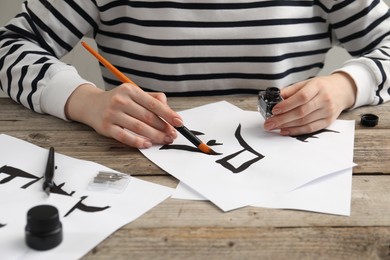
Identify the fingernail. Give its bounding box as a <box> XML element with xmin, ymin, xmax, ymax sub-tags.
<box><xmin>264</xmin><ymin>121</ymin><xmax>275</xmax><ymax>130</ymax></box>
<box><xmin>280</xmin><ymin>130</ymin><xmax>290</xmax><ymax>136</ymax></box>
<box><xmin>144</xmin><ymin>141</ymin><xmax>152</xmax><ymax>148</ymax></box>
<box><xmin>164</xmin><ymin>135</ymin><xmax>174</xmax><ymax>144</ymax></box>
<box><xmin>272</xmin><ymin>108</ymin><xmax>282</xmax><ymax>115</ymax></box>
<box><xmin>173</xmin><ymin>117</ymin><xmax>183</xmax><ymax>127</ymax></box>
<box><xmin>171</xmin><ymin>130</ymin><xmax>177</xmax><ymax>139</ymax></box>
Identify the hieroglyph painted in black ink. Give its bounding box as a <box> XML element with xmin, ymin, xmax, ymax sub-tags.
<box><xmin>51</xmin><ymin>182</ymin><xmax>76</xmax><ymax>196</ymax></box>
<box><xmin>0</xmin><ymin>165</ymin><xmax>42</xmax><ymax>189</ymax></box>
<box><xmin>0</xmin><ymin>165</ymin><xmax>109</xmax><ymax>217</ymax></box>
<box><xmin>160</xmin><ymin>124</ymin><xmax>265</xmax><ymax>174</ymax></box>
<box><xmin>0</xmin><ymin>165</ymin><xmax>74</xmax><ymax>195</ymax></box>
<box><xmin>160</xmin><ymin>130</ymin><xmax>222</xmax><ymax>154</ymax></box>
<box><xmin>64</xmin><ymin>196</ymin><xmax>110</xmax><ymax>217</ymax></box>
<box><xmin>292</xmin><ymin>129</ymin><xmax>340</xmax><ymax>142</ymax></box>
<box><xmin>216</xmin><ymin>124</ymin><xmax>265</xmax><ymax>174</ymax></box>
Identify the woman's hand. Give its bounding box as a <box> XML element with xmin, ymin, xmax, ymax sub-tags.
<box><xmin>263</xmin><ymin>72</ymin><xmax>357</xmax><ymax>136</ymax></box>
<box><xmin>65</xmin><ymin>83</ymin><xmax>183</xmax><ymax>148</ymax></box>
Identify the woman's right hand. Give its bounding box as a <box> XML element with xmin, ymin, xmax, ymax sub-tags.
<box><xmin>65</xmin><ymin>83</ymin><xmax>183</xmax><ymax>148</ymax></box>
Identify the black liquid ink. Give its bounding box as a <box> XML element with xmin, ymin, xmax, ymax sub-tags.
<box><xmin>0</xmin><ymin>165</ymin><xmax>76</xmax><ymax>195</ymax></box>
<box><xmin>0</xmin><ymin>165</ymin><xmax>111</xmax><ymax>218</ymax></box>
<box><xmin>64</xmin><ymin>196</ymin><xmax>110</xmax><ymax>217</ymax></box>
<box><xmin>160</xmin><ymin>130</ymin><xmax>222</xmax><ymax>155</ymax></box>
<box><xmin>159</xmin><ymin>125</ymin><xmax>264</xmax><ymax>173</ymax></box>
<box><xmin>51</xmin><ymin>182</ymin><xmax>76</xmax><ymax>196</ymax></box>
<box><xmin>292</xmin><ymin>129</ymin><xmax>340</xmax><ymax>142</ymax></box>
<box><xmin>0</xmin><ymin>165</ymin><xmax>42</xmax><ymax>188</ymax></box>
<box><xmin>216</xmin><ymin>124</ymin><xmax>264</xmax><ymax>174</ymax></box>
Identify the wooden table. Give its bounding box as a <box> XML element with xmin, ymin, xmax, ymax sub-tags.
<box><xmin>1</xmin><ymin>96</ymin><xmax>389</xmax><ymax>259</ymax></box>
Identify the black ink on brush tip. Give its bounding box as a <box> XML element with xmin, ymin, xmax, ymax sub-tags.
<box><xmin>175</xmin><ymin>125</ymin><xmax>219</xmax><ymax>154</ymax></box>
<box><xmin>161</xmin><ymin>127</ymin><xmax>222</xmax><ymax>155</ymax></box>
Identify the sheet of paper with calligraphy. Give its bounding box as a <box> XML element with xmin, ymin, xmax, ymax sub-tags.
<box><xmin>0</xmin><ymin>134</ymin><xmax>173</xmax><ymax>260</ymax></box>
<box><xmin>141</xmin><ymin>101</ymin><xmax>355</xmax><ymax>212</ymax></box>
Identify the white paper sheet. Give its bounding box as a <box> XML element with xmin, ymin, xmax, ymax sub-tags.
<box><xmin>0</xmin><ymin>134</ymin><xmax>173</xmax><ymax>260</ymax></box>
<box><xmin>173</xmin><ymin>167</ymin><xmax>353</xmax><ymax>216</ymax></box>
<box><xmin>141</xmin><ymin>101</ymin><xmax>355</xmax><ymax>211</ymax></box>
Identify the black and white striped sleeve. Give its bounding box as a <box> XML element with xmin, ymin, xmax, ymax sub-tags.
<box><xmin>327</xmin><ymin>0</ymin><xmax>390</xmax><ymax>108</ymax></box>
<box><xmin>0</xmin><ymin>0</ymin><xmax>99</xmax><ymax>120</ymax></box>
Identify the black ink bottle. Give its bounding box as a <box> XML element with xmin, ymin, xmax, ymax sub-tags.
<box><xmin>258</xmin><ymin>87</ymin><xmax>283</xmax><ymax>119</ymax></box>
<box><xmin>25</xmin><ymin>205</ymin><xmax>63</xmax><ymax>250</ymax></box>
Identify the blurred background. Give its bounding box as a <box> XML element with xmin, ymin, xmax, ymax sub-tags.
<box><xmin>1</xmin><ymin>0</ymin><xmax>389</xmax><ymax>97</ymax></box>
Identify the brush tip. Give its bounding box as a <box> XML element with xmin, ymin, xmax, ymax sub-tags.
<box><xmin>198</xmin><ymin>143</ymin><xmax>220</xmax><ymax>155</ymax></box>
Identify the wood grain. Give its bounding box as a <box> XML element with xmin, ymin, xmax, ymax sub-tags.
<box><xmin>83</xmin><ymin>227</ymin><xmax>390</xmax><ymax>260</ymax></box>
<box><xmin>1</xmin><ymin>98</ymin><xmax>389</xmax><ymax>174</ymax></box>
<box><xmin>1</xmin><ymin>97</ymin><xmax>390</xmax><ymax>260</ymax></box>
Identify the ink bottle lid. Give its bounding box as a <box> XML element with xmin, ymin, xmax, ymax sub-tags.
<box><xmin>25</xmin><ymin>205</ymin><xmax>63</xmax><ymax>250</ymax></box>
<box><xmin>360</xmin><ymin>113</ymin><xmax>379</xmax><ymax>127</ymax></box>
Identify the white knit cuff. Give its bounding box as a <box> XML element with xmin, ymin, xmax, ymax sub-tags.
<box><xmin>40</xmin><ymin>69</ymin><xmax>95</xmax><ymax>121</ymax></box>
<box><xmin>333</xmin><ymin>63</ymin><xmax>376</xmax><ymax>109</ymax></box>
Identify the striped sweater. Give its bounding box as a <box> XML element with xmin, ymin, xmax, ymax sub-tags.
<box><xmin>1</xmin><ymin>0</ymin><xmax>390</xmax><ymax>120</ymax></box>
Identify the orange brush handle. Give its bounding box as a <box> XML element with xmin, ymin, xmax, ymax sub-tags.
<box><xmin>81</xmin><ymin>41</ymin><xmax>137</xmax><ymax>86</ymax></box>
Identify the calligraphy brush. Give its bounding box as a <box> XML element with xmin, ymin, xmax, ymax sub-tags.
<box><xmin>81</xmin><ymin>41</ymin><xmax>218</xmax><ymax>155</ymax></box>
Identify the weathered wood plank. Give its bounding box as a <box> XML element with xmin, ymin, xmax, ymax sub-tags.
<box><xmin>0</xmin><ymin>131</ymin><xmax>157</xmax><ymax>174</ymax></box>
<box><xmin>0</xmin><ymin>98</ymin><xmax>91</xmax><ymax>131</ymax></box>
<box><xmin>82</xmin><ymin>227</ymin><xmax>390</xmax><ymax>260</ymax></box>
<box><xmin>353</xmin><ymin>130</ymin><xmax>390</xmax><ymax>174</ymax></box>
<box><xmin>1</xmin><ymin>129</ymin><xmax>389</xmax><ymax>174</ymax></box>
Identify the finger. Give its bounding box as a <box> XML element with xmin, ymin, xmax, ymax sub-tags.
<box><xmin>265</xmin><ymin>96</ymin><xmax>321</xmax><ymax>132</ymax></box>
<box><xmin>277</xmin><ymin>107</ymin><xmax>329</xmax><ymax>129</ymax></box>
<box><xmin>123</xmin><ymin>99</ymin><xmax>177</xmax><ymax>134</ymax></box>
<box><xmin>110</xmin><ymin>86</ymin><xmax>176</xmax><ymax>135</ymax></box>
<box><xmin>276</xmin><ymin>97</ymin><xmax>323</xmax><ymax>126</ymax></box>
<box><xmin>110</xmin><ymin>125</ymin><xmax>153</xmax><ymax>149</ymax></box>
<box><xmin>129</xmin><ymin>87</ymin><xmax>183</xmax><ymax>127</ymax></box>
<box><xmin>279</xmin><ymin>118</ymin><xmax>331</xmax><ymax>136</ymax></box>
<box><xmin>112</xmin><ymin>110</ymin><xmax>176</xmax><ymax>145</ymax></box>
<box><xmin>272</xmin><ymin>82</ymin><xmax>320</xmax><ymax>117</ymax></box>
<box><xmin>280</xmin><ymin>80</ymin><xmax>307</xmax><ymax>99</ymax></box>
<box><xmin>149</xmin><ymin>92</ymin><xmax>168</xmax><ymax>105</ymax></box>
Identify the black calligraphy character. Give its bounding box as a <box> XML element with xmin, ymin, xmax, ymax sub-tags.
<box><xmin>0</xmin><ymin>165</ymin><xmax>75</xmax><ymax>195</ymax></box>
<box><xmin>216</xmin><ymin>124</ymin><xmax>264</xmax><ymax>174</ymax></box>
<box><xmin>292</xmin><ymin>129</ymin><xmax>340</xmax><ymax>142</ymax></box>
<box><xmin>51</xmin><ymin>182</ymin><xmax>76</xmax><ymax>196</ymax></box>
<box><xmin>0</xmin><ymin>223</ymin><xmax>6</xmax><ymax>228</ymax></box>
<box><xmin>64</xmin><ymin>196</ymin><xmax>110</xmax><ymax>217</ymax></box>
<box><xmin>160</xmin><ymin>130</ymin><xmax>222</xmax><ymax>154</ymax></box>
<box><xmin>0</xmin><ymin>165</ymin><xmax>42</xmax><ymax>188</ymax></box>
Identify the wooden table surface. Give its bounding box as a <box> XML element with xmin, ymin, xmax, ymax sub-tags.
<box><xmin>1</xmin><ymin>96</ymin><xmax>389</xmax><ymax>259</ymax></box>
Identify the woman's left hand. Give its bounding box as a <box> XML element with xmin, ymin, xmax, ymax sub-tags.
<box><xmin>263</xmin><ymin>72</ymin><xmax>357</xmax><ymax>136</ymax></box>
